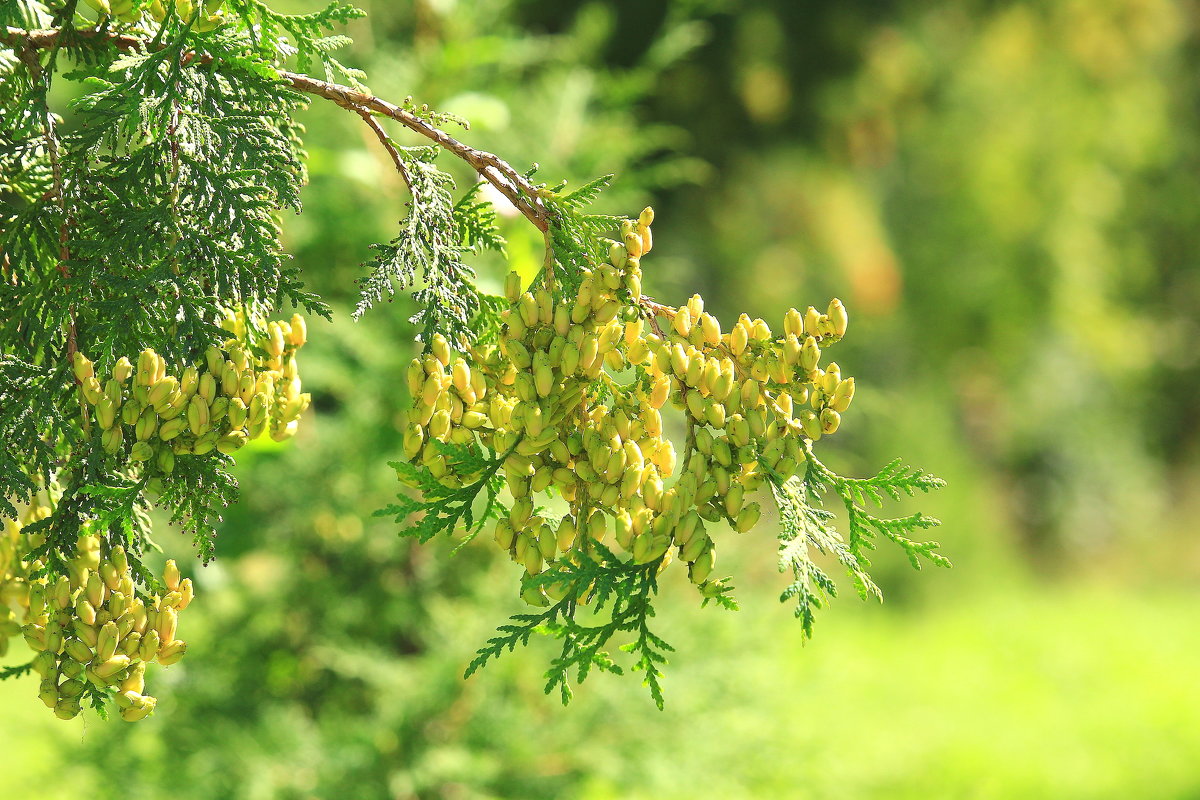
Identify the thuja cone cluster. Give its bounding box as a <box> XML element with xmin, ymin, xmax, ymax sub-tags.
<box><xmin>399</xmin><ymin>208</ymin><xmax>856</xmax><ymax>604</ymax></box>
<box><xmin>0</xmin><ymin>312</ymin><xmax>312</xmax><ymax>722</ymax></box>
<box><xmin>73</xmin><ymin>311</ymin><xmax>311</xmax><ymax>483</ymax></box>
<box><xmin>83</xmin><ymin>0</ymin><xmax>229</xmax><ymax>31</ymax></box>
<box><xmin>1</xmin><ymin>507</ymin><xmax>192</xmax><ymax>722</ymax></box>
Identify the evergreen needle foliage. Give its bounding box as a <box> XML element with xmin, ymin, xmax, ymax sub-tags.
<box><xmin>466</xmin><ymin>541</ymin><xmax>673</xmax><ymax>709</ymax></box>
<box><xmin>0</xmin><ymin>0</ymin><xmax>947</xmax><ymax>719</ymax></box>
<box><xmin>382</xmin><ymin>438</ymin><xmax>514</xmax><ymax>549</ymax></box>
<box><xmin>355</xmin><ymin>145</ymin><xmax>485</xmax><ymax>348</ymax></box>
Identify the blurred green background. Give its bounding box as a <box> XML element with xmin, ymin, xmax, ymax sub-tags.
<box><xmin>4</xmin><ymin>0</ymin><xmax>1200</xmax><ymax>797</ymax></box>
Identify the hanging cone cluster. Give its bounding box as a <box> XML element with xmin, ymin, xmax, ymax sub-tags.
<box><xmin>398</xmin><ymin>208</ymin><xmax>857</xmax><ymax>603</ymax></box>
<box><xmin>1</xmin><ymin>507</ymin><xmax>192</xmax><ymax>722</ymax></box>
<box><xmin>73</xmin><ymin>312</ymin><xmax>311</xmax><ymax>481</ymax></box>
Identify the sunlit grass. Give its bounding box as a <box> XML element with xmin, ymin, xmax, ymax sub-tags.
<box><xmin>4</xmin><ymin>577</ymin><xmax>1197</xmax><ymax>799</ymax></box>
<box><xmin>574</xmin><ymin>579</ymin><xmax>1200</xmax><ymax>800</ymax></box>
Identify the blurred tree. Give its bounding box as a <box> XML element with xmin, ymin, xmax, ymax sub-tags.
<box><xmin>629</xmin><ymin>0</ymin><xmax>1200</xmax><ymax>563</ymax></box>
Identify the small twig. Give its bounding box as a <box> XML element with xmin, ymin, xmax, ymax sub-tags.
<box><xmin>166</xmin><ymin>100</ymin><xmax>183</xmax><ymax>276</ymax></box>
<box><xmin>16</xmin><ymin>39</ymin><xmax>88</xmax><ymax>433</ymax></box>
<box><xmin>541</xmin><ymin>230</ymin><xmax>555</xmax><ymax>289</ymax></box>
<box><xmin>280</xmin><ymin>72</ymin><xmax>550</xmax><ymax>233</ymax></box>
<box><xmin>638</xmin><ymin>296</ymin><xmax>675</xmax><ymax>337</ymax></box>
<box><xmin>3</xmin><ymin>26</ymin><xmax>551</xmax><ymax>233</ymax></box>
<box><xmin>351</xmin><ymin>107</ymin><xmax>412</xmax><ymax>192</ymax></box>
<box><xmin>639</xmin><ymin>296</ymin><xmax>675</xmax><ymax>318</ymax></box>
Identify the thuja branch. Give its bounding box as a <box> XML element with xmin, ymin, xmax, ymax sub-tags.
<box><xmin>282</xmin><ymin>73</ymin><xmax>551</xmax><ymax>233</ymax></box>
<box><xmin>14</xmin><ymin>37</ymin><xmax>87</xmax><ymax>433</ymax></box>
<box><xmin>3</xmin><ymin>13</ymin><xmax>949</xmax><ymax>717</ymax></box>
<box><xmin>3</xmin><ymin>25</ymin><xmax>685</xmax><ymax>315</ymax></box>
<box><xmin>3</xmin><ymin>26</ymin><xmax>549</xmax><ymax>230</ymax></box>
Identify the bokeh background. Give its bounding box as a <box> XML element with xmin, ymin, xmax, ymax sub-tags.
<box><xmin>4</xmin><ymin>0</ymin><xmax>1200</xmax><ymax>797</ymax></box>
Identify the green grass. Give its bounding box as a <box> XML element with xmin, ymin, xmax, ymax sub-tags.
<box><xmin>2</xmin><ymin>578</ymin><xmax>1197</xmax><ymax>799</ymax></box>
<box><xmin>564</xmin><ymin>580</ymin><xmax>1200</xmax><ymax>800</ymax></box>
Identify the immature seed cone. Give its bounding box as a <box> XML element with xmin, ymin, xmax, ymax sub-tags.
<box><xmin>74</xmin><ymin>310</ymin><xmax>311</xmax><ymax>477</ymax></box>
<box><xmin>0</xmin><ymin>513</ymin><xmax>194</xmax><ymax>723</ymax></box>
<box><xmin>393</xmin><ymin>207</ymin><xmax>859</xmax><ymax>610</ymax></box>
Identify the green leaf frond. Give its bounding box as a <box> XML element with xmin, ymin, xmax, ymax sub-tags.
<box><xmin>466</xmin><ymin>542</ymin><xmax>674</xmax><ymax>709</ymax></box>
<box><xmin>803</xmin><ymin>448</ymin><xmax>949</xmax><ymax>569</ymax></box>
<box><xmin>453</xmin><ymin>183</ymin><xmax>505</xmax><ymax>255</ymax></box>
<box><xmin>770</xmin><ymin>447</ymin><xmax>948</xmax><ymax>637</ymax></box>
<box><xmin>354</xmin><ymin>148</ymin><xmax>483</xmax><ymax>349</ymax></box>
<box><xmin>0</xmin><ymin>358</ymin><xmax>73</xmax><ymax>516</ymax></box>
<box><xmin>542</xmin><ymin>177</ymin><xmax>621</xmax><ymax>294</ymax></box>
<box><xmin>221</xmin><ymin>0</ymin><xmax>365</xmax><ymax>79</ymax></box>
<box><xmin>378</xmin><ymin>437</ymin><xmax>516</xmax><ymax>549</ymax></box>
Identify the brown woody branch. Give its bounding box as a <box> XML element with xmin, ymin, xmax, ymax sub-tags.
<box><xmin>2</xmin><ymin>26</ymin><xmax>683</xmax><ymax>313</ymax></box>
<box><xmin>2</xmin><ymin>26</ymin><xmax>550</xmax><ymax>232</ymax></box>
<box><xmin>280</xmin><ymin>73</ymin><xmax>551</xmax><ymax>232</ymax></box>
<box><xmin>13</xmin><ymin>36</ymin><xmax>89</xmax><ymax>431</ymax></box>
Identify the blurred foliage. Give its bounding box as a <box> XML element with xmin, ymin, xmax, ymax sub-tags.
<box><xmin>3</xmin><ymin>0</ymin><xmax>1200</xmax><ymax>797</ymax></box>
<box><xmin>639</xmin><ymin>0</ymin><xmax>1200</xmax><ymax>564</ymax></box>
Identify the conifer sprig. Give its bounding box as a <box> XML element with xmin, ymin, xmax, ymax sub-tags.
<box><xmin>224</xmin><ymin>0</ymin><xmax>365</xmax><ymax>79</ymax></box>
<box><xmin>381</xmin><ymin>438</ymin><xmax>516</xmax><ymax>548</ymax></box>
<box><xmin>768</xmin><ymin>446</ymin><xmax>949</xmax><ymax>636</ymax></box>
<box><xmin>355</xmin><ymin>146</ymin><xmax>484</xmax><ymax>348</ymax></box>
<box><xmin>802</xmin><ymin>447</ymin><xmax>949</xmax><ymax>569</ymax></box>
<box><xmin>466</xmin><ymin>543</ymin><xmax>673</xmax><ymax>709</ymax></box>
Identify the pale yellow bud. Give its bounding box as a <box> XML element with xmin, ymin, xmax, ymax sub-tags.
<box><xmin>587</xmin><ymin>511</ymin><xmax>606</xmax><ymax>542</ymax></box>
<box><xmin>803</xmin><ymin>306</ymin><xmax>821</xmax><ymax>337</ymax></box>
<box><xmin>120</xmin><ymin>695</ymin><xmax>158</xmax><ymax>722</ymax></box>
<box><xmin>518</xmin><ymin>293</ymin><xmax>538</xmax><ymax>327</ymax></box>
<box><xmin>830</xmin><ymin>378</ymin><xmax>855</xmax><ymax>412</ymax></box>
<box><xmin>821</xmin><ymin>364</ymin><xmax>840</xmax><ymax>394</ymax></box>
<box><xmin>799</xmin><ymin>409</ymin><xmax>822</xmax><ymax>441</ymax></box>
<box><xmin>112</xmin><ymin>356</ymin><xmax>133</xmax><ymax>382</ymax></box>
<box><xmin>431</xmin><ymin>333</ymin><xmax>451</xmax><ymax>366</ymax></box>
<box><xmin>81</xmin><ymin>376</ymin><xmax>103</xmax><ymax>405</ymax></box>
<box><xmin>451</xmin><ymin>359</ymin><xmax>471</xmax><ymax>395</ymax></box>
<box><xmin>523</xmin><ymin>546</ymin><xmax>543</xmax><ymax>576</ymax></box>
<box><xmin>138</xmin><ymin>630</ymin><xmax>161</xmax><ymax>662</ymax></box>
<box><xmin>724</xmin><ymin>484</ymin><xmax>745</xmax><ymax>517</ymax></box>
<box><xmin>289</xmin><ymin>313</ymin><xmax>308</xmax><ymax>347</ymax></box>
<box><xmin>827</xmin><ymin>298</ymin><xmax>848</xmax><ymax>337</ymax></box>
<box><xmin>72</xmin><ymin>351</ymin><xmax>95</xmax><ymax>382</ymax></box>
<box><xmin>699</xmin><ymin>313</ymin><xmax>721</xmax><ymax>345</ymax></box>
<box><xmin>672</xmin><ymin>308</ymin><xmax>692</xmax><ymax>338</ymax></box>
<box><xmin>800</xmin><ymin>337</ymin><xmax>821</xmax><ymax>371</ymax></box>
<box><xmin>638</xmin><ymin>223</ymin><xmax>653</xmax><ymax>255</ymax></box>
<box><xmin>609</xmin><ymin>242</ymin><xmax>628</xmax><ymax>269</ymax></box>
<box><xmin>267</xmin><ymin>322</ymin><xmax>286</xmax><ymax>357</ymax></box>
<box><xmin>158</xmin><ymin>639</ymin><xmax>187</xmax><ymax>666</ymax></box>
<box><xmin>624</xmin><ymin>231</ymin><xmax>643</xmax><ymax>259</ymax></box>
<box><xmin>784</xmin><ymin>308</ymin><xmax>803</xmax><ymax>338</ymax></box>
<box><xmin>510</xmin><ymin>497</ymin><xmax>533</xmax><ymax>529</ymax></box>
<box><xmin>163</xmin><ymin>560</ymin><xmax>181</xmax><ymax>591</ymax></box>
<box><xmin>504</xmin><ymin>271</ymin><xmax>522</xmax><ymax>304</ymax></box>
<box><xmin>156</xmin><ymin>607</ymin><xmax>178</xmax><ymax>644</ymax></box>
<box><xmin>689</xmin><ymin>549</ymin><xmax>714</xmax><ymax>584</ymax></box>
